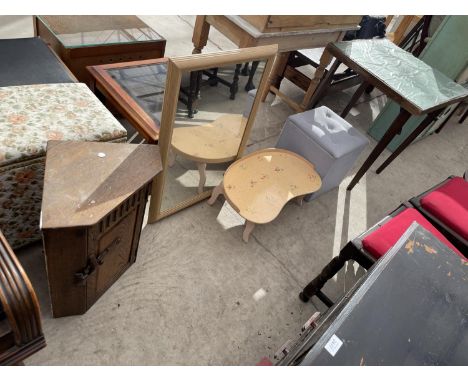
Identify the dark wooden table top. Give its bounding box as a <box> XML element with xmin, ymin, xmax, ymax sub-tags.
<box><xmin>298</xmin><ymin>222</ymin><xmax>468</xmax><ymax>366</ymax></box>
<box><xmin>0</xmin><ymin>37</ymin><xmax>75</xmax><ymax>87</ymax></box>
<box><xmin>41</xmin><ymin>141</ymin><xmax>162</xmax><ymax>229</ymax></box>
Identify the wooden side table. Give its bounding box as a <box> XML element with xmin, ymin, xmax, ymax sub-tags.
<box><xmin>34</xmin><ymin>15</ymin><xmax>166</xmax><ymax>83</ymax></box>
<box><xmin>41</xmin><ymin>141</ymin><xmax>162</xmax><ymax>317</ymax></box>
<box><xmin>191</xmin><ymin>16</ymin><xmax>360</xmax><ymax>110</ymax></box>
<box><xmin>207</xmin><ymin>148</ymin><xmax>321</xmax><ymax>242</ymax></box>
<box><xmin>305</xmin><ymin>39</ymin><xmax>468</xmax><ymax>191</ymax></box>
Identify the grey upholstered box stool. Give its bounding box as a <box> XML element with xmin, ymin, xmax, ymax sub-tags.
<box><xmin>276</xmin><ymin>106</ymin><xmax>369</xmax><ymax>201</ymax></box>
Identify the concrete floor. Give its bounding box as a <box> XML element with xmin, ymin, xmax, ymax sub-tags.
<box><xmin>1</xmin><ymin>16</ymin><xmax>467</xmax><ymax>365</ymax></box>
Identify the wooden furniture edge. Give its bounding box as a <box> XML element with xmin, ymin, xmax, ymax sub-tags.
<box><xmin>0</xmin><ymin>230</ymin><xmax>45</xmax><ymax>365</ymax></box>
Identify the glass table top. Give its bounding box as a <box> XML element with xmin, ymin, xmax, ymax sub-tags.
<box><xmin>107</xmin><ymin>62</ymin><xmax>168</xmax><ymax>124</ymax></box>
<box><xmin>37</xmin><ymin>16</ymin><xmax>165</xmax><ymax>48</ymax></box>
<box><xmin>331</xmin><ymin>39</ymin><xmax>468</xmax><ymax>113</ymax></box>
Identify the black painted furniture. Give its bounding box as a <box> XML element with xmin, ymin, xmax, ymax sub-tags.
<box><xmin>300</xmin><ymin>202</ymin><xmax>465</xmax><ymax>307</ymax></box>
<box><xmin>0</xmin><ymin>37</ymin><xmax>76</xmax><ymax>87</ymax></box>
<box><xmin>280</xmin><ymin>223</ymin><xmax>468</xmax><ymax>365</ymax></box>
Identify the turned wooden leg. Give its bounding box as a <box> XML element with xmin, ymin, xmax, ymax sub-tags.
<box><xmin>300</xmin><ymin>48</ymin><xmax>333</xmax><ymax>110</ymax></box>
<box><xmin>245</xmin><ymin>60</ymin><xmax>259</xmax><ymax>91</ymax></box>
<box><xmin>207</xmin><ymin>181</ymin><xmax>225</xmax><ymax>205</ymax></box>
<box><xmin>260</xmin><ymin>52</ymin><xmax>290</xmax><ymax>102</ymax></box>
<box><xmin>230</xmin><ymin>64</ymin><xmax>242</xmax><ymax>100</ymax></box>
<box><xmin>192</xmin><ymin>16</ymin><xmax>210</xmax><ymax>54</ymax></box>
<box><xmin>241</xmin><ymin>62</ymin><xmax>250</xmax><ymax>76</ymax></box>
<box><xmin>197</xmin><ymin>162</ymin><xmax>207</xmax><ymax>194</ymax></box>
<box><xmin>299</xmin><ymin>242</ymin><xmax>371</xmax><ymax>306</ymax></box>
<box><xmin>242</xmin><ymin>220</ymin><xmax>256</xmax><ymax>243</ymax></box>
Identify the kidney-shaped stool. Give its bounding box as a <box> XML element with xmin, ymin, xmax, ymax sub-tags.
<box><xmin>170</xmin><ymin>113</ymin><xmax>247</xmax><ymax>193</ymax></box>
<box><xmin>207</xmin><ymin>148</ymin><xmax>322</xmax><ymax>242</ymax></box>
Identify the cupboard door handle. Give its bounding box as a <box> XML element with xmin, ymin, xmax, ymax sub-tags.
<box><xmin>74</xmin><ymin>261</ymin><xmax>95</xmax><ymax>284</ymax></box>
<box><xmin>96</xmin><ymin>237</ymin><xmax>121</xmax><ymax>265</ymax></box>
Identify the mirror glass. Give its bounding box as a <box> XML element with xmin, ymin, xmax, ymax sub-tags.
<box><xmin>160</xmin><ymin>59</ymin><xmax>267</xmax><ymax>215</ymax></box>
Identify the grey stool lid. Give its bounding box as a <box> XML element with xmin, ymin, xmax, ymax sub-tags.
<box><xmin>288</xmin><ymin>106</ymin><xmax>369</xmax><ymax>159</ymax></box>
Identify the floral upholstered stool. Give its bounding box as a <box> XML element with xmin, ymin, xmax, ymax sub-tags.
<box><xmin>0</xmin><ymin>83</ymin><xmax>127</xmax><ymax>248</ymax></box>
<box><xmin>207</xmin><ymin>148</ymin><xmax>322</xmax><ymax>242</ymax></box>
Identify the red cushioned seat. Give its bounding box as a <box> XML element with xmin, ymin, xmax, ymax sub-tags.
<box><xmin>362</xmin><ymin>207</ymin><xmax>464</xmax><ymax>259</ymax></box>
<box><xmin>420</xmin><ymin>177</ymin><xmax>468</xmax><ymax>240</ymax></box>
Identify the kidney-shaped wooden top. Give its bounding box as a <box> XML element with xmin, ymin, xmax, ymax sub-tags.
<box><xmin>171</xmin><ymin>113</ymin><xmax>247</xmax><ymax>163</ymax></box>
<box><xmin>223</xmin><ymin>148</ymin><xmax>321</xmax><ymax>224</ymax></box>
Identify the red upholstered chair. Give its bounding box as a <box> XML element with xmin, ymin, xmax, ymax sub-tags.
<box><xmin>410</xmin><ymin>176</ymin><xmax>468</xmax><ymax>254</ymax></box>
<box><xmin>300</xmin><ymin>203</ymin><xmax>466</xmax><ymax>307</ymax></box>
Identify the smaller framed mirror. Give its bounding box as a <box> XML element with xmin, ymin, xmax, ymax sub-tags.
<box><xmin>148</xmin><ymin>45</ymin><xmax>278</xmax><ymax>222</ymax></box>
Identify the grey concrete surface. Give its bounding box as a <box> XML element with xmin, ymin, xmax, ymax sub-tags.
<box><xmin>0</xmin><ymin>16</ymin><xmax>466</xmax><ymax>365</ymax></box>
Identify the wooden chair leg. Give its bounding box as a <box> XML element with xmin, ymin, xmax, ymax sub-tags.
<box><xmin>242</xmin><ymin>221</ymin><xmax>256</xmax><ymax>243</ymax></box>
<box><xmin>207</xmin><ymin>181</ymin><xmax>225</xmax><ymax>205</ymax></box>
<box><xmin>299</xmin><ymin>242</ymin><xmax>372</xmax><ymax>305</ymax></box>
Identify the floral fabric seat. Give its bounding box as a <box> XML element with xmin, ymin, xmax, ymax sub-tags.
<box><xmin>0</xmin><ymin>83</ymin><xmax>127</xmax><ymax>248</ymax></box>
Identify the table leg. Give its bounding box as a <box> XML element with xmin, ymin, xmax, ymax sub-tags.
<box><xmin>187</xmin><ymin>70</ymin><xmax>200</xmax><ymax>118</ymax></box>
<box><xmin>299</xmin><ymin>48</ymin><xmax>333</xmax><ymax>110</ymax></box>
<box><xmin>260</xmin><ymin>52</ymin><xmax>290</xmax><ymax>102</ymax></box>
<box><xmin>241</xmin><ymin>62</ymin><xmax>250</xmax><ymax>76</ymax></box>
<box><xmin>230</xmin><ymin>64</ymin><xmax>242</xmax><ymax>100</ymax></box>
<box><xmin>192</xmin><ymin>16</ymin><xmax>210</xmax><ymax>54</ymax></box>
<box><xmin>207</xmin><ymin>181</ymin><xmax>225</xmax><ymax>205</ymax></box>
<box><xmin>435</xmin><ymin>103</ymin><xmax>459</xmax><ymax>134</ymax></box>
<box><xmin>245</xmin><ymin>60</ymin><xmax>259</xmax><ymax>91</ymax></box>
<box><xmin>341</xmin><ymin>80</ymin><xmax>368</xmax><ymax>118</ymax></box>
<box><xmin>307</xmin><ymin>59</ymin><xmax>342</xmax><ymax>110</ymax></box>
<box><xmin>197</xmin><ymin>162</ymin><xmax>207</xmax><ymax>194</ymax></box>
<box><xmin>376</xmin><ymin>110</ymin><xmax>440</xmax><ymax>174</ymax></box>
<box><xmin>295</xmin><ymin>196</ymin><xmax>304</xmax><ymax>206</ymax></box>
<box><xmin>347</xmin><ymin>108</ymin><xmax>412</xmax><ymax>191</ymax></box>
<box><xmin>243</xmin><ymin>220</ymin><xmax>256</xmax><ymax>243</ymax></box>
<box><xmin>460</xmin><ymin>107</ymin><xmax>468</xmax><ymax>124</ymax></box>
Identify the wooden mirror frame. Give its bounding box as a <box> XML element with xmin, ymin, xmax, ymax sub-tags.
<box><xmin>148</xmin><ymin>44</ymin><xmax>278</xmax><ymax>223</ymax></box>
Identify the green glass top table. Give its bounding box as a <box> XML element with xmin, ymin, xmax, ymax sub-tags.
<box><xmin>34</xmin><ymin>16</ymin><xmax>166</xmax><ymax>83</ymax></box>
<box><xmin>306</xmin><ymin>38</ymin><xmax>468</xmax><ymax>190</ymax></box>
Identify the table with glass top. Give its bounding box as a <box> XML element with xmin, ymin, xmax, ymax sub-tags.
<box><xmin>34</xmin><ymin>16</ymin><xmax>166</xmax><ymax>83</ymax></box>
<box><xmin>306</xmin><ymin>39</ymin><xmax>468</xmax><ymax>191</ymax></box>
<box><xmin>87</xmin><ymin>58</ymin><xmax>168</xmax><ymax>143</ymax></box>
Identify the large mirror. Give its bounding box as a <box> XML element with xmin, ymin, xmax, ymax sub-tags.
<box><xmin>148</xmin><ymin>45</ymin><xmax>277</xmax><ymax>222</ymax></box>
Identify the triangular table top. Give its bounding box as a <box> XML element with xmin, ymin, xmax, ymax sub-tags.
<box><xmin>41</xmin><ymin>141</ymin><xmax>162</xmax><ymax>229</ymax></box>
